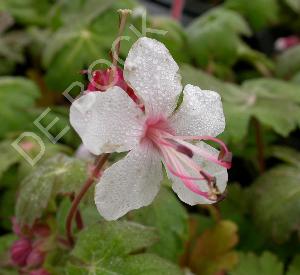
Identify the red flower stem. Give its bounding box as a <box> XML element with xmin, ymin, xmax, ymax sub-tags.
<box><xmin>253</xmin><ymin>118</ymin><xmax>265</xmax><ymax>173</ymax></box>
<box><xmin>75</xmin><ymin>209</ymin><xmax>84</xmax><ymax>230</ymax></box>
<box><xmin>171</xmin><ymin>0</ymin><xmax>185</xmax><ymax>21</ymax></box>
<box><xmin>69</xmin><ymin>194</ymin><xmax>84</xmax><ymax>230</ymax></box>
<box><xmin>66</xmin><ymin>154</ymin><xmax>109</xmax><ymax>246</ymax></box>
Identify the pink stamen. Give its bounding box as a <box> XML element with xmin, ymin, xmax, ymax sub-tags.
<box><xmin>164</xmin><ymin>157</ymin><xmax>205</xmax><ymax>181</ymax></box>
<box><xmin>163</xmin><ymin>150</ymin><xmax>211</xmax><ymax>199</ymax></box>
<box><xmin>169</xmin><ymin>135</ymin><xmax>232</xmax><ymax>169</ymax></box>
<box><xmin>141</xmin><ymin>115</ymin><xmax>232</xmax><ymax>201</ymax></box>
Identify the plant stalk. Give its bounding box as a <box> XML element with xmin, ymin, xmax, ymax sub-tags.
<box><xmin>66</xmin><ymin>154</ymin><xmax>109</xmax><ymax>246</ymax></box>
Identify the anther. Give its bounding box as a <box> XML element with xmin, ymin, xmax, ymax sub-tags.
<box><xmin>176</xmin><ymin>145</ymin><xmax>193</xmax><ymax>158</ymax></box>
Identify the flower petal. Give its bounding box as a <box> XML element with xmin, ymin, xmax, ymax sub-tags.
<box><xmin>124</xmin><ymin>37</ymin><xmax>182</xmax><ymax>117</ymax></box>
<box><xmin>169</xmin><ymin>142</ymin><xmax>228</xmax><ymax>205</ymax></box>
<box><xmin>170</xmin><ymin>84</ymin><xmax>225</xmax><ymax>137</ymax></box>
<box><xmin>95</xmin><ymin>145</ymin><xmax>163</xmax><ymax>220</ymax></box>
<box><xmin>70</xmin><ymin>86</ymin><xmax>144</xmax><ymax>155</ymax></box>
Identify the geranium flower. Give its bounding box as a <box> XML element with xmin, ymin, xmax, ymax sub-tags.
<box><xmin>70</xmin><ymin>37</ymin><xmax>231</xmax><ymax>220</ymax></box>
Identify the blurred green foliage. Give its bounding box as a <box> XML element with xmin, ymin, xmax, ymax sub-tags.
<box><xmin>0</xmin><ymin>0</ymin><xmax>300</xmax><ymax>274</ymax></box>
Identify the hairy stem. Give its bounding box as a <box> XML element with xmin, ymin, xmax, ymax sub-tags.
<box><xmin>171</xmin><ymin>0</ymin><xmax>185</xmax><ymax>21</ymax></box>
<box><xmin>253</xmin><ymin>118</ymin><xmax>265</xmax><ymax>173</ymax></box>
<box><xmin>66</xmin><ymin>154</ymin><xmax>109</xmax><ymax>246</ymax></box>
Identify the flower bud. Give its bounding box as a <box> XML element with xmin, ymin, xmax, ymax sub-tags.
<box><xmin>87</xmin><ymin>67</ymin><xmax>139</xmax><ymax>103</ymax></box>
<box><xmin>10</xmin><ymin>239</ymin><xmax>32</xmax><ymax>266</ymax></box>
<box><xmin>26</xmin><ymin>248</ymin><xmax>45</xmax><ymax>268</ymax></box>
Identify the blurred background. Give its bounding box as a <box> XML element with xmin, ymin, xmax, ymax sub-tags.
<box><xmin>0</xmin><ymin>0</ymin><xmax>300</xmax><ymax>274</ymax></box>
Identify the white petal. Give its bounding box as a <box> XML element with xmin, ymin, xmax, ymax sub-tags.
<box><xmin>95</xmin><ymin>145</ymin><xmax>163</xmax><ymax>220</ymax></box>
<box><xmin>170</xmin><ymin>142</ymin><xmax>228</xmax><ymax>205</ymax></box>
<box><xmin>70</xmin><ymin>87</ymin><xmax>144</xmax><ymax>155</ymax></box>
<box><xmin>170</xmin><ymin>84</ymin><xmax>225</xmax><ymax>137</ymax></box>
<box><xmin>124</xmin><ymin>37</ymin><xmax>182</xmax><ymax>117</ymax></box>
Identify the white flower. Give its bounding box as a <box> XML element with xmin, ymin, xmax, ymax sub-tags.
<box><xmin>70</xmin><ymin>37</ymin><xmax>231</xmax><ymax>220</ymax></box>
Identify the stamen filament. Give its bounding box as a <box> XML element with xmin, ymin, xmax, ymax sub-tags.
<box><xmin>158</xmin><ymin>140</ymin><xmax>214</xmax><ymax>200</ymax></box>
<box><xmin>143</xmin><ymin>116</ymin><xmax>231</xmax><ymax>201</ymax></box>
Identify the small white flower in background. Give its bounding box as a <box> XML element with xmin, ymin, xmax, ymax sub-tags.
<box><xmin>70</xmin><ymin>37</ymin><xmax>231</xmax><ymax>220</ymax></box>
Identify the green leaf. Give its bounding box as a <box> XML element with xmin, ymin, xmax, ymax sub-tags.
<box><xmin>29</xmin><ymin>106</ymin><xmax>81</xmax><ymax>147</ymax></box>
<box><xmin>230</xmin><ymin>252</ymin><xmax>283</xmax><ymax>275</ymax></box>
<box><xmin>269</xmin><ymin>146</ymin><xmax>300</xmax><ymax>167</ymax></box>
<box><xmin>0</xmin><ymin>140</ymin><xmax>20</xmax><ymax>179</ymax></box>
<box><xmin>149</xmin><ymin>16</ymin><xmax>190</xmax><ymax>64</ymax></box>
<box><xmin>43</xmin><ymin>247</ymin><xmax>71</xmax><ymax>275</ymax></box>
<box><xmin>43</xmin><ymin>0</ymin><xmax>136</xmax><ymax>91</ymax></box>
<box><xmin>67</xmin><ymin>253</ymin><xmax>182</xmax><ymax>275</ymax></box>
<box><xmin>52</xmin><ymin>0</ymin><xmax>118</xmax><ymax>27</ymax></box>
<box><xmin>219</xmin><ymin>184</ymin><xmax>266</xmax><ymax>251</ymax></box>
<box><xmin>72</xmin><ymin>221</ymin><xmax>158</xmax><ymax>260</ymax></box>
<box><xmin>241</xmin><ymin>78</ymin><xmax>300</xmax><ymax>136</ymax></box>
<box><xmin>0</xmin><ymin>268</ymin><xmax>18</xmax><ymax>275</ymax></box>
<box><xmin>285</xmin><ymin>0</ymin><xmax>300</xmax><ymax>13</ymax></box>
<box><xmin>110</xmin><ymin>253</ymin><xmax>183</xmax><ymax>275</ymax></box>
<box><xmin>242</xmin><ymin>78</ymin><xmax>300</xmax><ymax>103</ymax></box>
<box><xmin>287</xmin><ymin>254</ymin><xmax>300</xmax><ymax>275</ymax></box>
<box><xmin>186</xmin><ymin>7</ymin><xmax>250</xmax><ymax>69</ymax></box>
<box><xmin>16</xmin><ymin>154</ymin><xmax>88</xmax><ymax>226</ymax></box>
<box><xmin>0</xmin><ymin>188</ymin><xmax>16</xmax><ymax>230</ymax></box>
<box><xmin>130</xmin><ymin>187</ymin><xmax>188</xmax><ymax>262</ymax></box>
<box><xmin>225</xmin><ymin>0</ymin><xmax>279</xmax><ymax>30</ymax></box>
<box><xmin>292</xmin><ymin>71</ymin><xmax>300</xmax><ymax>84</ymax></box>
<box><xmin>251</xmin><ymin>163</ymin><xmax>300</xmax><ymax>241</ymax></box>
<box><xmin>237</xmin><ymin>42</ymin><xmax>275</xmax><ymax>75</ymax></box>
<box><xmin>0</xmin><ymin>234</ymin><xmax>17</xmax><ymax>259</ymax></box>
<box><xmin>0</xmin><ymin>235</ymin><xmax>17</xmax><ymax>269</ymax></box>
<box><xmin>0</xmin><ymin>13</ymin><xmax>30</xmax><ymax>75</ymax></box>
<box><xmin>0</xmin><ymin>77</ymin><xmax>40</xmax><ymax>138</ymax></box>
<box><xmin>181</xmin><ymin>66</ymin><xmax>300</xmax><ymax>139</ymax></box>
<box><xmin>0</xmin><ymin>0</ymin><xmax>52</xmax><ymax>26</ymax></box>
<box><xmin>69</xmin><ymin>221</ymin><xmax>183</xmax><ymax>274</ymax></box>
<box><xmin>276</xmin><ymin>45</ymin><xmax>300</xmax><ymax>79</ymax></box>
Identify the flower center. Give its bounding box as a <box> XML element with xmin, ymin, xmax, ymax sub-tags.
<box><xmin>141</xmin><ymin>115</ymin><xmax>232</xmax><ymax>202</ymax></box>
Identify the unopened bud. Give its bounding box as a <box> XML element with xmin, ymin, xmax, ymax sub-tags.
<box><xmin>26</xmin><ymin>248</ymin><xmax>45</xmax><ymax>268</ymax></box>
<box><xmin>10</xmin><ymin>239</ymin><xmax>32</xmax><ymax>266</ymax></box>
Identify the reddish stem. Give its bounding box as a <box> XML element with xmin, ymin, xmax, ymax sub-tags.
<box><xmin>75</xmin><ymin>210</ymin><xmax>84</xmax><ymax>230</ymax></box>
<box><xmin>171</xmin><ymin>0</ymin><xmax>185</xmax><ymax>21</ymax></box>
<box><xmin>69</xmin><ymin>194</ymin><xmax>84</xmax><ymax>230</ymax></box>
<box><xmin>66</xmin><ymin>154</ymin><xmax>109</xmax><ymax>246</ymax></box>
